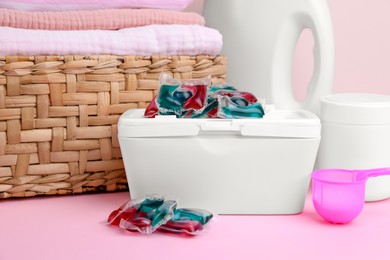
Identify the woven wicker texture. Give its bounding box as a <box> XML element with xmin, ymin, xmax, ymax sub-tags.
<box><xmin>0</xmin><ymin>55</ymin><xmax>227</xmax><ymax>198</ymax></box>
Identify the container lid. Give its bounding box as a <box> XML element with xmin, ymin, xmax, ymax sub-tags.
<box><xmin>118</xmin><ymin>106</ymin><xmax>321</xmax><ymax>139</ymax></box>
<box><xmin>321</xmin><ymin>93</ymin><xmax>390</xmax><ymax>125</ymax></box>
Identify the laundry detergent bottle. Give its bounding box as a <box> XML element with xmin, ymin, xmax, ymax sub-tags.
<box><xmin>204</xmin><ymin>0</ymin><xmax>334</xmax><ymax>114</ymax></box>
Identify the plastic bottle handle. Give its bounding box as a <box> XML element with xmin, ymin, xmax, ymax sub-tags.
<box><xmin>271</xmin><ymin>0</ymin><xmax>334</xmax><ymax>115</ymax></box>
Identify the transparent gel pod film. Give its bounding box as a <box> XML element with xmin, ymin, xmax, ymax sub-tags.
<box><xmin>156</xmin><ymin>72</ymin><xmax>183</xmax><ymax>116</ymax></box>
<box><xmin>172</xmin><ymin>208</ymin><xmax>213</xmax><ymax>225</ymax></box>
<box><xmin>208</xmin><ymin>82</ymin><xmax>237</xmax><ymax>94</ymax></box>
<box><xmin>108</xmin><ymin>195</ymin><xmax>165</xmax><ymax>234</ymax></box>
<box><xmin>217</xmin><ymin>95</ymin><xmax>265</xmax><ymax>119</ymax></box>
<box><xmin>145</xmin><ymin>73</ymin><xmax>211</xmax><ymax>118</ymax></box>
<box><xmin>144</xmin><ymin>97</ymin><xmax>159</xmax><ymax>118</ymax></box>
<box><xmin>119</xmin><ymin>199</ymin><xmax>177</xmax><ymax>235</ymax></box>
<box><xmin>159</xmin><ymin>208</ymin><xmax>214</xmax><ymax>235</ymax></box>
<box><xmin>107</xmin><ymin>195</ymin><xmax>215</xmax><ymax>236</ymax></box>
<box><xmin>188</xmin><ymin>96</ymin><xmax>219</xmax><ymax>118</ymax></box>
<box><xmin>180</xmin><ymin>75</ymin><xmax>211</xmax><ymax>111</ymax></box>
<box><xmin>107</xmin><ymin>197</ymin><xmax>145</xmax><ymax>226</ymax></box>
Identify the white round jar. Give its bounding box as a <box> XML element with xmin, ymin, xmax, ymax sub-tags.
<box><xmin>317</xmin><ymin>93</ymin><xmax>390</xmax><ymax>202</ymax></box>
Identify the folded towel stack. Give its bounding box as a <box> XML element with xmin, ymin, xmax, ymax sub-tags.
<box><xmin>0</xmin><ymin>0</ymin><xmax>223</xmax><ymax>56</ymax></box>
<box><xmin>0</xmin><ymin>0</ymin><xmax>194</xmax><ymax>11</ymax></box>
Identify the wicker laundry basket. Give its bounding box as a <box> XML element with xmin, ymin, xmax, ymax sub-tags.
<box><xmin>0</xmin><ymin>55</ymin><xmax>227</xmax><ymax>198</ymax></box>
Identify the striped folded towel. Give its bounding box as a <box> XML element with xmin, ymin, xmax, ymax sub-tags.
<box><xmin>0</xmin><ymin>8</ymin><xmax>205</xmax><ymax>30</ymax></box>
<box><xmin>0</xmin><ymin>0</ymin><xmax>193</xmax><ymax>11</ymax></box>
<box><xmin>0</xmin><ymin>24</ymin><xmax>223</xmax><ymax>56</ymax></box>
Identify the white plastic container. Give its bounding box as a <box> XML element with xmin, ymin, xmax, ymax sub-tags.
<box><xmin>317</xmin><ymin>93</ymin><xmax>390</xmax><ymax>202</ymax></box>
<box><xmin>118</xmin><ymin>107</ymin><xmax>321</xmax><ymax>214</ymax></box>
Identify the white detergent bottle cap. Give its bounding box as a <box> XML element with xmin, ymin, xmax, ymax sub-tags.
<box><xmin>321</xmin><ymin>93</ymin><xmax>390</xmax><ymax>125</ymax></box>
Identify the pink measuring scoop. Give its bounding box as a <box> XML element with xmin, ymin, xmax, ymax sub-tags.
<box><xmin>311</xmin><ymin>168</ymin><xmax>390</xmax><ymax>224</ymax></box>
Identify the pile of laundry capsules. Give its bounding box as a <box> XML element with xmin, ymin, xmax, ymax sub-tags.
<box><xmin>107</xmin><ymin>195</ymin><xmax>213</xmax><ymax>235</ymax></box>
<box><xmin>144</xmin><ymin>73</ymin><xmax>265</xmax><ymax>119</ymax></box>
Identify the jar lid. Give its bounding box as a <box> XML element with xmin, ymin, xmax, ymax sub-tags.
<box><xmin>321</xmin><ymin>93</ymin><xmax>390</xmax><ymax>125</ymax></box>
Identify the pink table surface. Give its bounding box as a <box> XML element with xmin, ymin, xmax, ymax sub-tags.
<box><xmin>1</xmin><ymin>191</ymin><xmax>390</xmax><ymax>260</ymax></box>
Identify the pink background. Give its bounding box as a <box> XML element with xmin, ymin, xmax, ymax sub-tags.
<box><xmin>1</xmin><ymin>1</ymin><xmax>390</xmax><ymax>259</ymax></box>
<box><xmin>187</xmin><ymin>0</ymin><xmax>390</xmax><ymax>101</ymax></box>
<box><xmin>293</xmin><ymin>0</ymin><xmax>390</xmax><ymax>101</ymax></box>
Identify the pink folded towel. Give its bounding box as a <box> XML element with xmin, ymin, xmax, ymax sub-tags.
<box><xmin>0</xmin><ymin>25</ymin><xmax>222</xmax><ymax>56</ymax></box>
<box><xmin>0</xmin><ymin>0</ymin><xmax>193</xmax><ymax>11</ymax></box>
<box><xmin>0</xmin><ymin>8</ymin><xmax>205</xmax><ymax>30</ymax></box>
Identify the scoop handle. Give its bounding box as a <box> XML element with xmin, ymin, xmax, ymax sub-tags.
<box><xmin>365</xmin><ymin>168</ymin><xmax>390</xmax><ymax>178</ymax></box>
